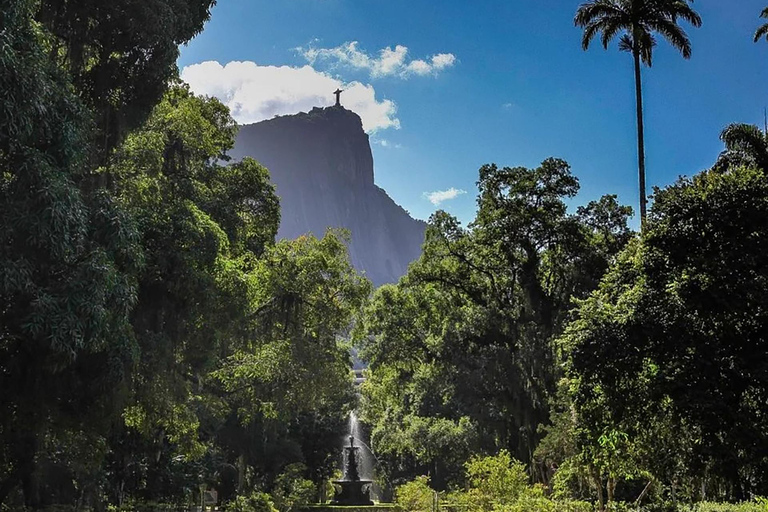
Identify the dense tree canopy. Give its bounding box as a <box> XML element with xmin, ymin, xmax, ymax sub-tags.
<box><xmin>0</xmin><ymin>1</ymin><xmax>144</xmax><ymax>504</ymax></box>
<box><xmin>37</xmin><ymin>0</ymin><xmax>217</xmax><ymax>161</ymax></box>
<box><xmin>562</xmin><ymin>166</ymin><xmax>768</xmax><ymax>502</ymax></box>
<box><xmin>358</xmin><ymin>159</ymin><xmax>634</xmax><ymax>488</ymax></box>
<box><xmin>0</xmin><ymin>1</ymin><xmax>369</xmax><ymax>507</ymax></box>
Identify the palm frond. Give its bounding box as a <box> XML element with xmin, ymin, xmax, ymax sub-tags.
<box><xmin>600</xmin><ymin>21</ymin><xmax>625</xmax><ymax>49</ymax></box>
<box><xmin>714</xmin><ymin>150</ymin><xmax>758</xmax><ymax>173</ymax></box>
<box><xmin>574</xmin><ymin>1</ymin><xmax>627</xmax><ymax>28</ymax></box>
<box><xmin>756</xmin><ymin>10</ymin><xmax>768</xmax><ymax>42</ymax></box>
<box><xmin>582</xmin><ymin>22</ymin><xmax>605</xmax><ymax>50</ymax></box>
<box><xmin>647</xmin><ymin>18</ymin><xmax>692</xmax><ymax>58</ymax></box>
<box><xmin>668</xmin><ymin>1</ymin><xmax>702</xmax><ymax>28</ymax></box>
<box><xmin>639</xmin><ymin>32</ymin><xmax>657</xmax><ymax>65</ymax></box>
<box><xmin>718</xmin><ymin>123</ymin><xmax>768</xmax><ymax>171</ymax></box>
<box><xmin>756</xmin><ymin>23</ymin><xmax>768</xmax><ymax>42</ymax></box>
<box><xmin>575</xmin><ymin>0</ymin><xmax>700</xmax><ymax>63</ymax></box>
<box><xmin>720</xmin><ymin>123</ymin><xmax>766</xmax><ymax>150</ymax></box>
<box><xmin>618</xmin><ymin>34</ymin><xmax>634</xmax><ymax>53</ymax></box>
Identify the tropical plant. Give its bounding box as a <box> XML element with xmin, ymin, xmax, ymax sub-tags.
<box><xmin>574</xmin><ymin>0</ymin><xmax>702</xmax><ymax>226</ymax></box>
<box><xmin>714</xmin><ymin>123</ymin><xmax>768</xmax><ymax>172</ymax></box>
<box><xmin>755</xmin><ymin>8</ymin><xmax>768</xmax><ymax>42</ymax></box>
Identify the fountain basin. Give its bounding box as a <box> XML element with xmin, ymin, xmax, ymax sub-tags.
<box><xmin>331</xmin><ymin>479</ymin><xmax>374</xmax><ymax>506</ymax></box>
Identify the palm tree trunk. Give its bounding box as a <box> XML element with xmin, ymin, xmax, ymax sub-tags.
<box><xmin>633</xmin><ymin>49</ymin><xmax>647</xmax><ymax>227</ymax></box>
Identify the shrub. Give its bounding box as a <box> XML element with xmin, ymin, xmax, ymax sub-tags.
<box><xmin>443</xmin><ymin>488</ymin><xmax>487</xmax><ymax>512</ymax></box>
<box><xmin>443</xmin><ymin>452</ymin><xmax>593</xmax><ymax>512</ymax></box>
<box><xmin>493</xmin><ymin>484</ymin><xmax>593</xmax><ymax>512</ymax></box>
<box><xmin>226</xmin><ymin>492</ymin><xmax>279</xmax><ymax>512</ymax></box>
<box><xmin>680</xmin><ymin>499</ymin><xmax>768</xmax><ymax>512</ymax></box>
<box><xmin>272</xmin><ymin>463</ymin><xmax>317</xmax><ymax>512</ymax></box>
<box><xmin>464</xmin><ymin>450</ymin><xmax>528</xmax><ymax>506</ymax></box>
<box><xmin>396</xmin><ymin>476</ymin><xmax>435</xmax><ymax>512</ymax></box>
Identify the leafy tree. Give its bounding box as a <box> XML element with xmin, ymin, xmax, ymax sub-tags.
<box><xmin>1</xmin><ymin>0</ymin><xmax>218</xmax><ymax>505</ymax></box>
<box><xmin>574</xmin><ymin>0</ymin><xmax>701</xmax><ymax>225</ymax></box>
<box><xmin>37</xmin><ymin>0</ymin><xmax>217</xmax><ymax>161</ymax></box>
<box><xmin>210</xmin><ymin>230</ymin><xmax>370</xmax><ymax>493</ymax></box>
<box><xmin>442</xmin><ymin>451</ymin><xmax>594</xmax><ymax>512</ymax></box>
<box><xmin>100</xmin><ymin>84</ymin><xmax>279</xmax><ymax>507</ymax></box>
<box><xmin>104</xmin><ymin>85</ymin><xmax>368</xmax><ymax>507</ymax></box>
<box><xmin>359</xmin><ymin>159</ymin><xmax>634</xmax><ymax>487</ymax></box>
<box><xmin>563</xmin><ymin>166</ymin><xmax>768</xmax><ymax>502</ymax></box>
<box><xmin>463</xmin><ymin>451</ymin><xmax>530</xmax><ymax>507</ymax></box>
<box><xmin>271</xmin><ymin>463</ymin><xmax>316</xmax><ymax>512</ymax></box>
<box><xmin>0</xmin><ymin>1</ymin><xmax>142</xmax><ymax>506</ymax></box>
<box><xmin>226</xmin><ymin>492</ymin><xmax>279</xmax><ymax>512</ymax></box>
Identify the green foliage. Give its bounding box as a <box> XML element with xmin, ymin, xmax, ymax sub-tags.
<box><xmin>715</xmin><ymin>123</ymin><xmax>768</xmax><ymax>172</ymax></box>
<box><xmin>227</xmin><ymin>492</ymin><xmax>279</xmax><ymax>512</ymax></box>
<box><xmin>395</xmin><ymin>476</ymin><xmax>434</xmax><ymax>512</ymax></box>
<box><xmin>681</xmin><ymin>499</ymin><xmax>768</xmax><ymax>512</ymax></box>
<box><xmin>0</xmin><ymin>0</ymin><xmax>220</xmax><ymax>506</ymax></box>
<box><xmin>493</xmin><ymin>486</ymin><xmax>593</xmax><ymax>512</ymax></box>
<box><xmin>464</xmin><ymin>451</ymin><xmax>529</xmax><ymax>506</ymax></box>
<box><xmin>359</xmin><ymin>159</ymin><xmax>634</xmax><ymax>486</ymax></box>
<box><xmin>105</xmin><ymin>86</ymin><xmax>366</xmax><ymax>506</ymax></box>
<box><xmin>212</xmin><ymin>230</ymin><xmax>370</xmax><ymax>422</ymax></box>
<box><xmin>104</xmin><ymin>85</ymin><xmax>282</xmax><ymax>484</ymax></box>
<box><xmin>37</xmin><ymin>0</ymin><xmax>217</xmax><ymax>160</ymax></box>
<box><xmin>563</xmin><ymin>166</ymin><xmax>768</xmax><ymax>500</ymax></box>
<box><xmin>0</xmin><ymin>0</ymin><xmax>142</xmax><ymax>505</ymax></box>
<box><xmin>439</xmin><ymin>452</ymin><xmax>592</xmax><ymax>512</ymax></box>
<box><xmin>272</xmin><ymin>464</ymin><xmax>317</xmax><ymax>512</ymax></box>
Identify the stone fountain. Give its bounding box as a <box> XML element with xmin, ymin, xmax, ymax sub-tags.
<box><xmin>300</xmin><ymin>416</ymin><xmax>396</xmax><ymax>512</ymax></box>
<box><xmin>331</xmin><ymin>436</ymin><xmax>374</xmax><ymax>506</ymax></box>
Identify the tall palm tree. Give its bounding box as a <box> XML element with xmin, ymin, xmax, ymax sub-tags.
<box><xmin>575</xmin><ymin>0</ymin><xmax>701</xmax><ymax>226</ymax></box>
<box><xmin>714</xmin><ymin>123</ymin><xmax>768</xmax><ymax>172</ymax></box>
<box><xmin>754</xmin><ymin>8</ymin><xmax>768</xmax><ymax>42</ymax></box>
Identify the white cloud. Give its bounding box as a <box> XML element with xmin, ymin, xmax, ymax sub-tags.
<box><xmin>299</xmin><ymin>41</ymin><xmax>457</xmax><ymax>78</ymax></box>
<box><xmin>423</xmin><ymin>188</ymin><xmax>467</xmax><ymax>206</ymax></box>
<box><xmin>180</xmin><ymin>60</ymin><xmax>399</xmax><ymax>133</ymax></box>
<box><xmin>431</xmin><ymin>53</ymin><xmax>457</xmax><ymax>70</ymax></box>
<box><xmin>372</xmin><ymin>139</ymin><xmax>402</xmax><ymax>149</ymax></box>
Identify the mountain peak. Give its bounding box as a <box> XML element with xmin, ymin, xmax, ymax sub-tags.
<box><xmin>229</xmin><ymin>108</ymin><xmax>425</xmax><ymax>286</ymax></box>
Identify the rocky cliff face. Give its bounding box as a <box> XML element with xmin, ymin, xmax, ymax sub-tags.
<box><xmin>229</xmin><ymin>106</ymin><xmax>426</xmax><ymax>287</ymax></box>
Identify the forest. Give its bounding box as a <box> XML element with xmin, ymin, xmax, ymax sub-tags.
<box><xmin>0</xmin><ymin>0</ymin><xmax>767</xmax><ymax>511</ymax></box>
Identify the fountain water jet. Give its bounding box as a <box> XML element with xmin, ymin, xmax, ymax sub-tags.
<box><xmin>331</xmin><ymin>435</ymin><xmax>374</xmax><ymax>506</ymax></box>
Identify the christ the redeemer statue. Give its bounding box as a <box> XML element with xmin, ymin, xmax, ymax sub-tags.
<box><xmin>334</xmin><ymin>88</ymin><xmax>343</xmax><ymax>107</ymax></box>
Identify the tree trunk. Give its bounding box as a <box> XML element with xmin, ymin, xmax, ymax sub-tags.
<box><xmin>633</xmin><ymin>49</ymin><xmax>647</xmax><ymax>227</ymax></box>
<box><xmin>607</xmin><ymin>477</ymin><xmax>616</xmax><ymax>505</ymax></box>
<box><xmin>237</xmin><ymin>454</ymin><xmax>246</xmax><ymax>494</ymax></box>
<box><xmin>634</xmin><ymin>479</ymin><xmax>653</xmax><ymax>507</ymax></box>
<box><xmin>592</xmin><ymin>467</ymin><xmax>604</xmax><ymax>512</ymax></box>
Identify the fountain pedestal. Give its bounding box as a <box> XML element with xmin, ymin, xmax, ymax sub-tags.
<box><xmin>331</xmin><ymin>436</ymin><xmax>374</xmax><ymax>506</ymax></box>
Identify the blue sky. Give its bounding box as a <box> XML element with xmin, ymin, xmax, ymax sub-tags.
<box><xmin>178</xmin><ymin>0</ymin><xmax>768</xmax><ymax>229</ymax></box>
